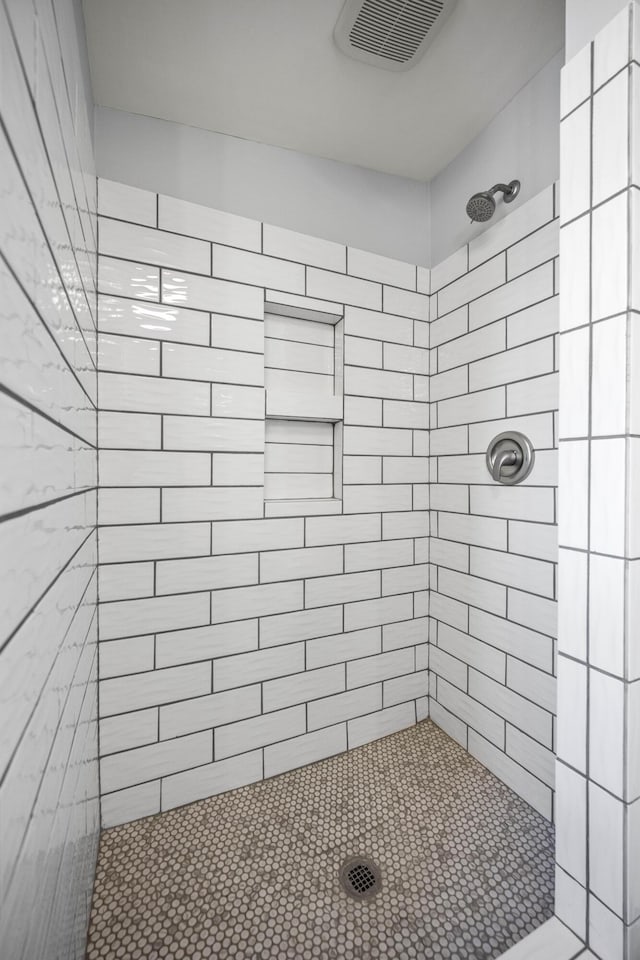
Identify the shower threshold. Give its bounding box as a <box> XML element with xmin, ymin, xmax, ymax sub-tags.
<box><xmin>86</xmin><ymin>720</ymin><xmax>554</xmax><ymax>959</ymax></box>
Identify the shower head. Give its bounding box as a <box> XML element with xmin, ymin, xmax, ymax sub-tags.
<box><xmin>466</xmin><ymin>180</ymin><xmax>521</xmax><ymax>223</ymax></box>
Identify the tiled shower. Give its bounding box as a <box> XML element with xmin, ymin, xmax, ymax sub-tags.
<box><xmin>1</xmin><ymin>1</ymin><xmax>639</xmax><ymax>959</ymax></box>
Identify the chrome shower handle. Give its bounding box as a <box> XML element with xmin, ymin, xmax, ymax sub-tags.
<box><xmin>491</xmin><ymin>447</ymin><xmax>520</xmax><ymax>482</ymax></box>
<box><xmin>486</xmin><ymin>431</ymin><xmax>535</xmax><ymax>485</ymax></box>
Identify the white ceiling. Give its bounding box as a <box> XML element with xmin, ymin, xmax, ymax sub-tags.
<box><xmin>82</xmin><ymin>0</ymin><xmax>564</xmax><ymax>182</ymax></box>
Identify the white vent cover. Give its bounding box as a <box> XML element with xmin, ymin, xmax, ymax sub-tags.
<box><xmin>334</xmin><ymin>0</ymin><xmax>457</xmax><ymax>72</ymax></box>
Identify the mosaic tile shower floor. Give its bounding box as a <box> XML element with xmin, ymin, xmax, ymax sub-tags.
<box><xmin>86</xmin><ymin>721</ymin><xmax>554</xmax><ymax>960</ymax></box>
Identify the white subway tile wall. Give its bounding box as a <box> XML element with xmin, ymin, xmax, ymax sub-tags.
<box><xmin>429</xmin><ymin>182</ymin><xmax>559</xmax><ymax>822</ymax></box>
<box><xmin>0</xmin><ymin>2</ymin><xmax>99</xmax><ymax>958</ymax></box>
<box><xmin>556</xmin><ymin>12</ymin><xmax>640</xmax><ymax>958</ymax></box>
<box><xmin>97</xmin><ymin>180</ymin><xmax>429</xmax><ymax>826</ymax></box>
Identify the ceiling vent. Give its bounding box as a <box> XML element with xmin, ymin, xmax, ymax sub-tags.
<box><xmin>334</xmin><ymin>0</ymin><xmax>457</xmax><ymax>72</ymax></box>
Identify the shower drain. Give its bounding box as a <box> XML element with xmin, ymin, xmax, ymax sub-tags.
<box><xmin>339</xmin><ymin>857</ymin><xmax>382</xmax><ymax>900</ymax></box>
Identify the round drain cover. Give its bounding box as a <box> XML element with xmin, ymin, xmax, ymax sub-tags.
<box><xmin>339</xmin><ymin>857</ymin><xmax>382</xmax><ymax>900</ymax></box>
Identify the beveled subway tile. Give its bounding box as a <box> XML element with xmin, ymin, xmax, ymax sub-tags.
<box><xmin>162</xmin><ymin>751</ymin><xmax>263</xmax><ymax>812</ymax></box>
<box><xmin>436</xmin><ymin>679</ymin><xmax>504</xmax><ymax>748</ymax></box>
<box><xmin>561</xmin><ymin>42</ymin><xmax>591</xmax><ymax>118</ymax></box>
<box><xmin>344</xmin><ymin>593</ymin><xmax>414</xmax><ymax>632</ymax></box>
<box><xmin>100</xmin><ymin>592</ymin><xmax>211</xmax><ymax>642</ymax></box>
<box><xmin>212</xmin><ymin>243</ymin><xmax>304</xmax><ymax>294</ymax></box>
<box><xmin>100</xmin><ymin>635</ymin><xmax>155</xmax><ymax>679</ymax></box>
<box><xmin>559</xmin><ymin>215</ymin><xmax>590</xmax><ymax>331</ymax></box>
<box><xmin>593</xmin><ymin>70</ymin><xmax>629</xmax><ymax>206</ymax></box>
<box><xmin>158</xmin><ymin>194</ymin><xmax>261</xmax><ymax>250</ymax></box>
<box><xmin>260</xmin><ymin>545</ymin><xmax>343</xmax><ymax>583</ymax></box>
<box><xmin>155</xmin><ymin>620</ymin><xmax>258</xmax><ymax>668</ymax></box>
<box><xmin>99</xmin><ymin>371</ymin><xmax>210</xmax><ymax>416</ymax></box>
<box><xmin>436</xmin><ymin>622</ymin><xmax>505</xmax><ymax>682</ymax></box>
<box><xmin>100</xmin><ymin>731</ymin><xmax>212</xmax><ymax>794</ymax></box>
<box><xmin>99</xmin><ymin>255</ymin><xmax>159</xmax><ymax>301</ymax></box>
<box><xmin>429</xmin><ymin>646</ymin><xmax>467</xmax><ymax>689</ymax></box>
<box><xmin>156</xmin><ymin>553</ymin><xmax>258</xmax><ymax>595</ymax></box>
<box><xmin>469</xmin><ymin>262</ymin><xmax>554</xmax><ymax>332</ymax></box>
<box><xmin>99</xmin><ymin>218</ymin><xmax>210</xmax><ymax>274</ymax></box>
<box><xmin>162</xmin><ymin>271</ymin><xmax>264</xmax><ymax>319</ymax></box>
<box><xmin>556</xmin><ymin>655</ymin><xmax>587</xmax><ymax>773</ymax></box>
<box><xmin>343</xmin><ymin>484</ymin><xmax>412</xmax><ymax>514</ymax></box>
<box><xmin>97</xmin><ymin>331</ymin><xmax>161</xmax><ymax>376</ymax></box>
<box><xmin>468</xmin><ymin>187</ymin><xmax>554</xmax><ymax>270</ymax></box>
<box><xmin>559</xmin><ymin>327</ymin><xmax>590</xmax><ymax>439</ymax></box>
<box><xmin>264</xmin><ymin>224</ymin><xmax>345</xmax><ymax>271</ymax></box>
<box><xmin>306</xmin><ymin>626</ymin><xmax>381</xmax><ymax>668</ymax></box>
<box><xmin>592</xmin><ymin>193</ymin><xmax>628</xmax><ymax>321</ymax></box>
<box><xmin>593</xmin><ymin>3</ymin><xmax>632</xmax><ymax>90</ymax></box>
<box><xmin>99</xmin><ymin>411</ymin><xmax>161</xmax><ymax>450</ymax></box>
<box><xmin>438</xmin><ymin>319</ymin><xmax>506</xmax><ymax>372</ymax></box>
<box><xmin>263</xmin><ymin>664</ymin><xmax>345</xmax><ymax>713</ymax></box>
<box><xmin>99</xmin><ymin>522</ymin><xmax>210</xmax><ymax>563</ymax></box>
<box><xmin>162</xmin><ymin>487</ymin><xmax>264</xmax><ymax>523</ymax></box>
<box><xmin>163</xmin><ymin>342</ymin><xmax>264</xmax><ymax>385</ymax></box>
<box><xmin>431</xmin><ymin>246</ymin><xmax>468</xmax><ymax>293</ymax></box>
<box><xmin>263</xmin><ymin>724</ymin><xmax>347</xmax><ymax>778</ymax></box>
<box><xmin>469</xmin><ymin>338</ymin><xmax>554</xmax><ymax>393</ymax></box>
<box><xmin>507</xmin><ymin>220</ymin><xmax>559</xmax><ymax>282</ymax></box>
<box><xmin>383</xmin><ymin>286</ymin><xmax>428</xmax><ymax>321</ymax></box>
<box><xmin>100</xmin><ymin>781</ymin><xmax>160</xmax><ymax>829</ymax></box>
<box><xmin>348</xmin><ymin>702</ymin><xmax>415</xmax><ymax>747</ymax></box>
<box><xmin>99</xmin><ymin>488</ymin><xmax>161</xmax><ymax>526</ymax></box>
<box><xmin>437</xmin><ymin>254</ymin><xmax>504</xmax><ymax>317</ymax></box>
<box><xmin>469</xmin><ymin>608</ymin><xmax>553</xmax><ymax>672</ymax></box>
<box><xmin>590</xmin><ymin>438</ymin><xmax>626</xmax><ymax>556</ymax></box>
<box><xmin>307</xmin><ymin>268</ymin><xmax>381</xmax><ymax>310</ymax></box>
<box><xmin>212</xmin><ymin>314</ymin><xmax>264</xmax><ymax>354</ymax></box>
<box><xmin>99</xmin><ymin>662</ymin><xmax>212</xmax><ymax>718</ymax></box>
<box><xmin>589</xmin><ymin>670</ymin><xmax>625</xmax><ymax>797</ymax></box>
<box><xmin>159</xmin><ymin>685</ymin><xmax>262</xmax><ymax>740</ymax></box>
<box><xmin>469</xmin><ymin>411</ymin><xmax>554</xmax><ymax>453</ymax></box>
<box><xmin>438</xmin><ymin>568</ymin><xmax>506</xmax><ymax>618</ymax></box>
<box><xmin>344</xmin><ymin>396</ymin><xmax>383</xmax><ymax>425</ymax></box>
<box><xmin>100</xmin><ymin>708</ymin><xmax>158</xmax><ymax>756</ymax></box>
<box><xmin>98</xmin><ymin>295</ymin><xmax>210</xmax><ymax>346</ymax></box>
<box><xmin>588</xmin><ymin>784</ymin><xmax>625</xmax><ymax>918</ymax></box>
<box><xmin>560</xmin><ymin>101</ymin><xmax>591</xmax><ymax>223</ymax></box>
<box><xmin>99</xmin><ymin>561</ymin><xmax>155</xmax><ymax>602</ymax></box>
<box><xmin>98</xmin><ymin>179</ymin><xmax>157</xmax><ymax>226</ymax></box>
<box><xmin>348</xmin><ymin>247</ymin><xmax>415</xmax><ymax>289</ymax></box>
<box><xmin>99</xmin><ymin>450</ymin><xmax>211</xmax><ymax>487</ymax></box>
<box><xmin>215</xmin><ymin>705</ymin><xmax>306</xmax><ymax>759</ymax></box>
<box><xmin>163</xmin><ymin>417</ymin><xmax>264</xmax><ymax>452</ymax></box>
<box><xmin>344</xmin><ymin>305</ymin><xmax>414</xmax><ymax>345</ymax></box>
<box><xmin>345</xmin><ymin>365</ymin><xmax>413</xmax><ymax>400</ymax></box>
<box><xmin>507</xmin><ymin>296</ymin><xmax>559</xmax><ymax>348</ymax></box>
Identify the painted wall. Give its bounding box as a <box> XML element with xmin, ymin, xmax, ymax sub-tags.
<box><xmin>94</xmin><ymin>107</ymin><xmax>431</xmax><ymax>267</ymax></box>
<box><xmin>0</xmin><ymin>0</ymin><xmax>99</xmax><ymax>957</ymax></box>
<box><xmin>96</xmin><ymin>177</ymin><xmax>430</xmax><ymax>828</ymax></box>
<box><xmin>429</xmin><ymin>52</ymin><xmax>562</xmax><ymax>266</ymax></box>
<box><xmin>428</xmin><ymin>184</ymin><xmax>559</xmax><ymax>821</ymax></box>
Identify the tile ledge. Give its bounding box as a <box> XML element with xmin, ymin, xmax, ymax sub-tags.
<box><xmin>264</xmin><ymin>498</ymin><xmax>342</xmax><ymax>518</ymax></box>
<box><xmin>497</xmin><ymin>918</ymin><xmax>584</xmax><ymax>960</ymax></box>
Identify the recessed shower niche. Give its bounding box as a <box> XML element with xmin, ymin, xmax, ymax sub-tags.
<box><xmin>263</xmin><ymin>294</ymin><xmax>344</xmax><ymax>517</ymax></box>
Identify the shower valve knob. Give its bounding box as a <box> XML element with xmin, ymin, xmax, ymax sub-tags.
<box><xmin>486</xmin><ymin>431</ymin><xmax>534</xmax><ymax>485</ymax></box>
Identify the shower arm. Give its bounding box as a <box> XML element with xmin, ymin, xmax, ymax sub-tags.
<box><xmin>488</xmin><ymin>182</ymin><xmax>519</xmax><ymax>203</ymax></box>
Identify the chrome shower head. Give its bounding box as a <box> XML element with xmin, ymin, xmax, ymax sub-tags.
<box><xmin>466</xmin><ymin>180</ymin><xmax>521</xmax><ymax>223</ymax></box>
<box><xmin>466</xmin><ymin>192</ymin><xmax>496</xmax><ymax>222</ymax></box>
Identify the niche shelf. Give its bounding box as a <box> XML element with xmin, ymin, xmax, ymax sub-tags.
<box><xmin>264</xmin><ymin>294</ymin><xmax>344</xmax><ymax>517</ymax></box>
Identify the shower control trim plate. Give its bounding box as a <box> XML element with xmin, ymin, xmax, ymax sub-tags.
<box><xmin>486</xmin><ymin>431</ymin><xmax>534</xmax><ymax>485</ymax></box>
